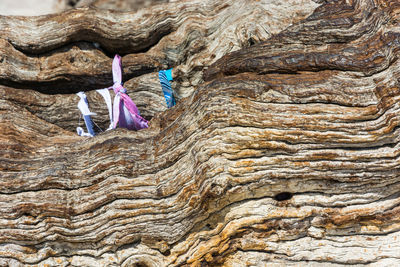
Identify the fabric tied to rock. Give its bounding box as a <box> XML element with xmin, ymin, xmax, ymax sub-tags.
<box><xmin>158</xmin><ymin>69</ymin><xmax>176</xmax><ymax>108</ymax></box>
<box><xmin>76</xmin><ymin>91</ymin><xmax>96</xmax><ymax>137</ymax></box>
<box><xmin>111</xmin><ymin>55</ymin><xmax>149</xmax><ymax>130</ymax></box>
<box><xmin>76</xmin><ymin>54</ymin><xmax>148</xmax><ymax>137</ymax></box>
<box><xmin>96</xmin><ymin>88</ymin><xmax>113</xmax><ymax>130</ymax></box>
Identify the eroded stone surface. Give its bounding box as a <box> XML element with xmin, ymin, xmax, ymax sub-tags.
<box><xmin>0</xmin><ymin>0</ymin><xmax>318</xmax><ymax>94</ymax></box>
<box><xmin>1</xmin><ymin>0</ymin><xmax>400</xmax><ymax>266</ymax></box>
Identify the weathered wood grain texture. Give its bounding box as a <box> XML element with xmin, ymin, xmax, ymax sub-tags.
<box><xmin>1</xmin><ymin>0</ymin><xmax>400</xmax><ymax>266</ymax></box>
<box><xmin>78</xmin><ymin>0</ymin><xmax>171</xmax><ymax>11</ymax></box>
<box><xmin>0</xmin><ymin>0</ymin><xmax>317</xmax><ymax>94</ymax></box>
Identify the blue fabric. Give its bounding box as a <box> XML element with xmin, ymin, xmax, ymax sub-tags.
<box><xmin>76</xmin><ymin>91</ymin><xmax>97</xmax><ymax>137</ymax></box>
<box><xmin>83</xmin><ymin>114</ymin><xmax>95</xmax><ymax>136</ymax></box>
<box><xmin>165</xmin><ymin>68</ymin><xmax>173</xmax><ymax>81</ymax></box>
<box><xmin>159</xmin><ymin>70</ymin><xmax>176</xmax><ymax>108</ymax></box>
<box><xmin>81</xmin><ymin>94</ymin><xmax>95</xmax><ymax>136</ymax></box>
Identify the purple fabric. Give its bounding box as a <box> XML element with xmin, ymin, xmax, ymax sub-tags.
<box><xmin>111</xmin><ymin>55</ymin><xmax>148</xmax><ymax>130</ymax></box>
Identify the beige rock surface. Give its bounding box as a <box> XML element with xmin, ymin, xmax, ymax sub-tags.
<box><xmin>0</xmin><ymin>0</ymin><xmax>67</xmax><ymax>16</ymax></box>
<box><xmin>1</xmin><ymin>0</ymin><xmax>400</xmax><ymax>266</ymax></box>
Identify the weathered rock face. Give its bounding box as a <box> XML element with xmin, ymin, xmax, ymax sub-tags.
<box><xmin>1</xmin><ymin>0</ymin><xmax>400</xmax><ymax>266</ymax></box>
<box><xmin>83</xmin><ymin>0</ymin><xmax>170</xmax><ymax>11</ymax></box>
<box><xmin>0</xmin><ymin>0</ymin><xmax>166</xmax><ymax>16</ymax></box>
<box><xmin>0</xmin><ymin>0</ymin><xmax>66</xmax><ymax>16</ymax></box>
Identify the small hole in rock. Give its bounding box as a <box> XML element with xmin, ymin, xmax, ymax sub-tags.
<box><xmin>69</xmin><ymin>57</ymin><xmax>75</xmax><ymax>63</ymax></box>
<box><xmin>274</xmin><ymin>192</ymin><xmax>293</xmax><ymax>201</ymax></box>
<box><xmin>162</xmin><ymin>249</ymin><xmax>171</xmax><ymax>256</ymax></box>
<box><xmin>248</xmin><ymin>37</ymin><xmax>256</xmax><ymax>46</ymax></box>
<box><xmin>67</xmin><ymin>0</ymin><xmax>80</xmax><ymax>7</ymax></box>
<box><xmin>226</xmin><ymin>183</ymin><xmax>233</xmax><ymax>191</ymax></box>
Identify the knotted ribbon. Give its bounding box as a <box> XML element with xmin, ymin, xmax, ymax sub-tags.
<box><xmin>76</xmin><ymin>55</ymin><xmax>148</xmax><ymax>137</ymax></box>
<box><xmin>111</xmin><ymin>55</ymin><xmax>148</xmax><ymax>130</ymax></box>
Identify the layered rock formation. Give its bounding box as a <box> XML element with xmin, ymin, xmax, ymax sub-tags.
<box><xmin>1</xmin><ymin>0</ymin><xmax>400</xmax><ymax>266</ymax></box>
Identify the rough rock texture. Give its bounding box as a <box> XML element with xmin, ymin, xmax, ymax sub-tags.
<box><xmin>80</xmin><ymin>0</ymin><xmax>171</xmax><ymax>11</ymax></box>
<box><xmin>1</xmin><ymin>0</ymin><xmax>400</xmax><ymax>266</ymax></box>
<box><xmin>0</xmin><ymin>0</ymin><xmax>316</xmax><ymax>94</ymax></box>
<box><xmin>0</xmin><ymin>0</ymin><xmax>66</xmax><ymax>16</ymax></box>
<box><xmin>0</xmin><ymin>0</ymin><xmax>164</xmax><ymax>16</ymax></box>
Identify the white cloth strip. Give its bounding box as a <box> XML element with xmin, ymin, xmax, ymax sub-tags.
<box><xmin>77</xmin><ymin>92</ymin><xmax>96</xmax><ymax>116</ymax></box>
<box><xmin>76</xmin><ymin>126</ymin><xmax>93</xmax><ymax>137</ymax></box>
<box><xmin>96</xmin><ymin>88</ymin><xmax>113</xmax><ymax>130</ymax></box>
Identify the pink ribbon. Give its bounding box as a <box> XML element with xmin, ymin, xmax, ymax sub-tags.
<box><xmin>111</xmin><ymin>55</ymin><xmax>148</xmax><ymax>130</ymax></box>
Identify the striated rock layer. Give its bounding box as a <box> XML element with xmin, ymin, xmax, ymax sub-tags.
<box><xmin>1</xmin><ymin>0</ymin><xmax>400</xmax><ymax>266</ymax></box>
<box><xmin>0</xmin><ymin>0</ymin><xmax>317</xmax><ymax>94</ymax></box>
